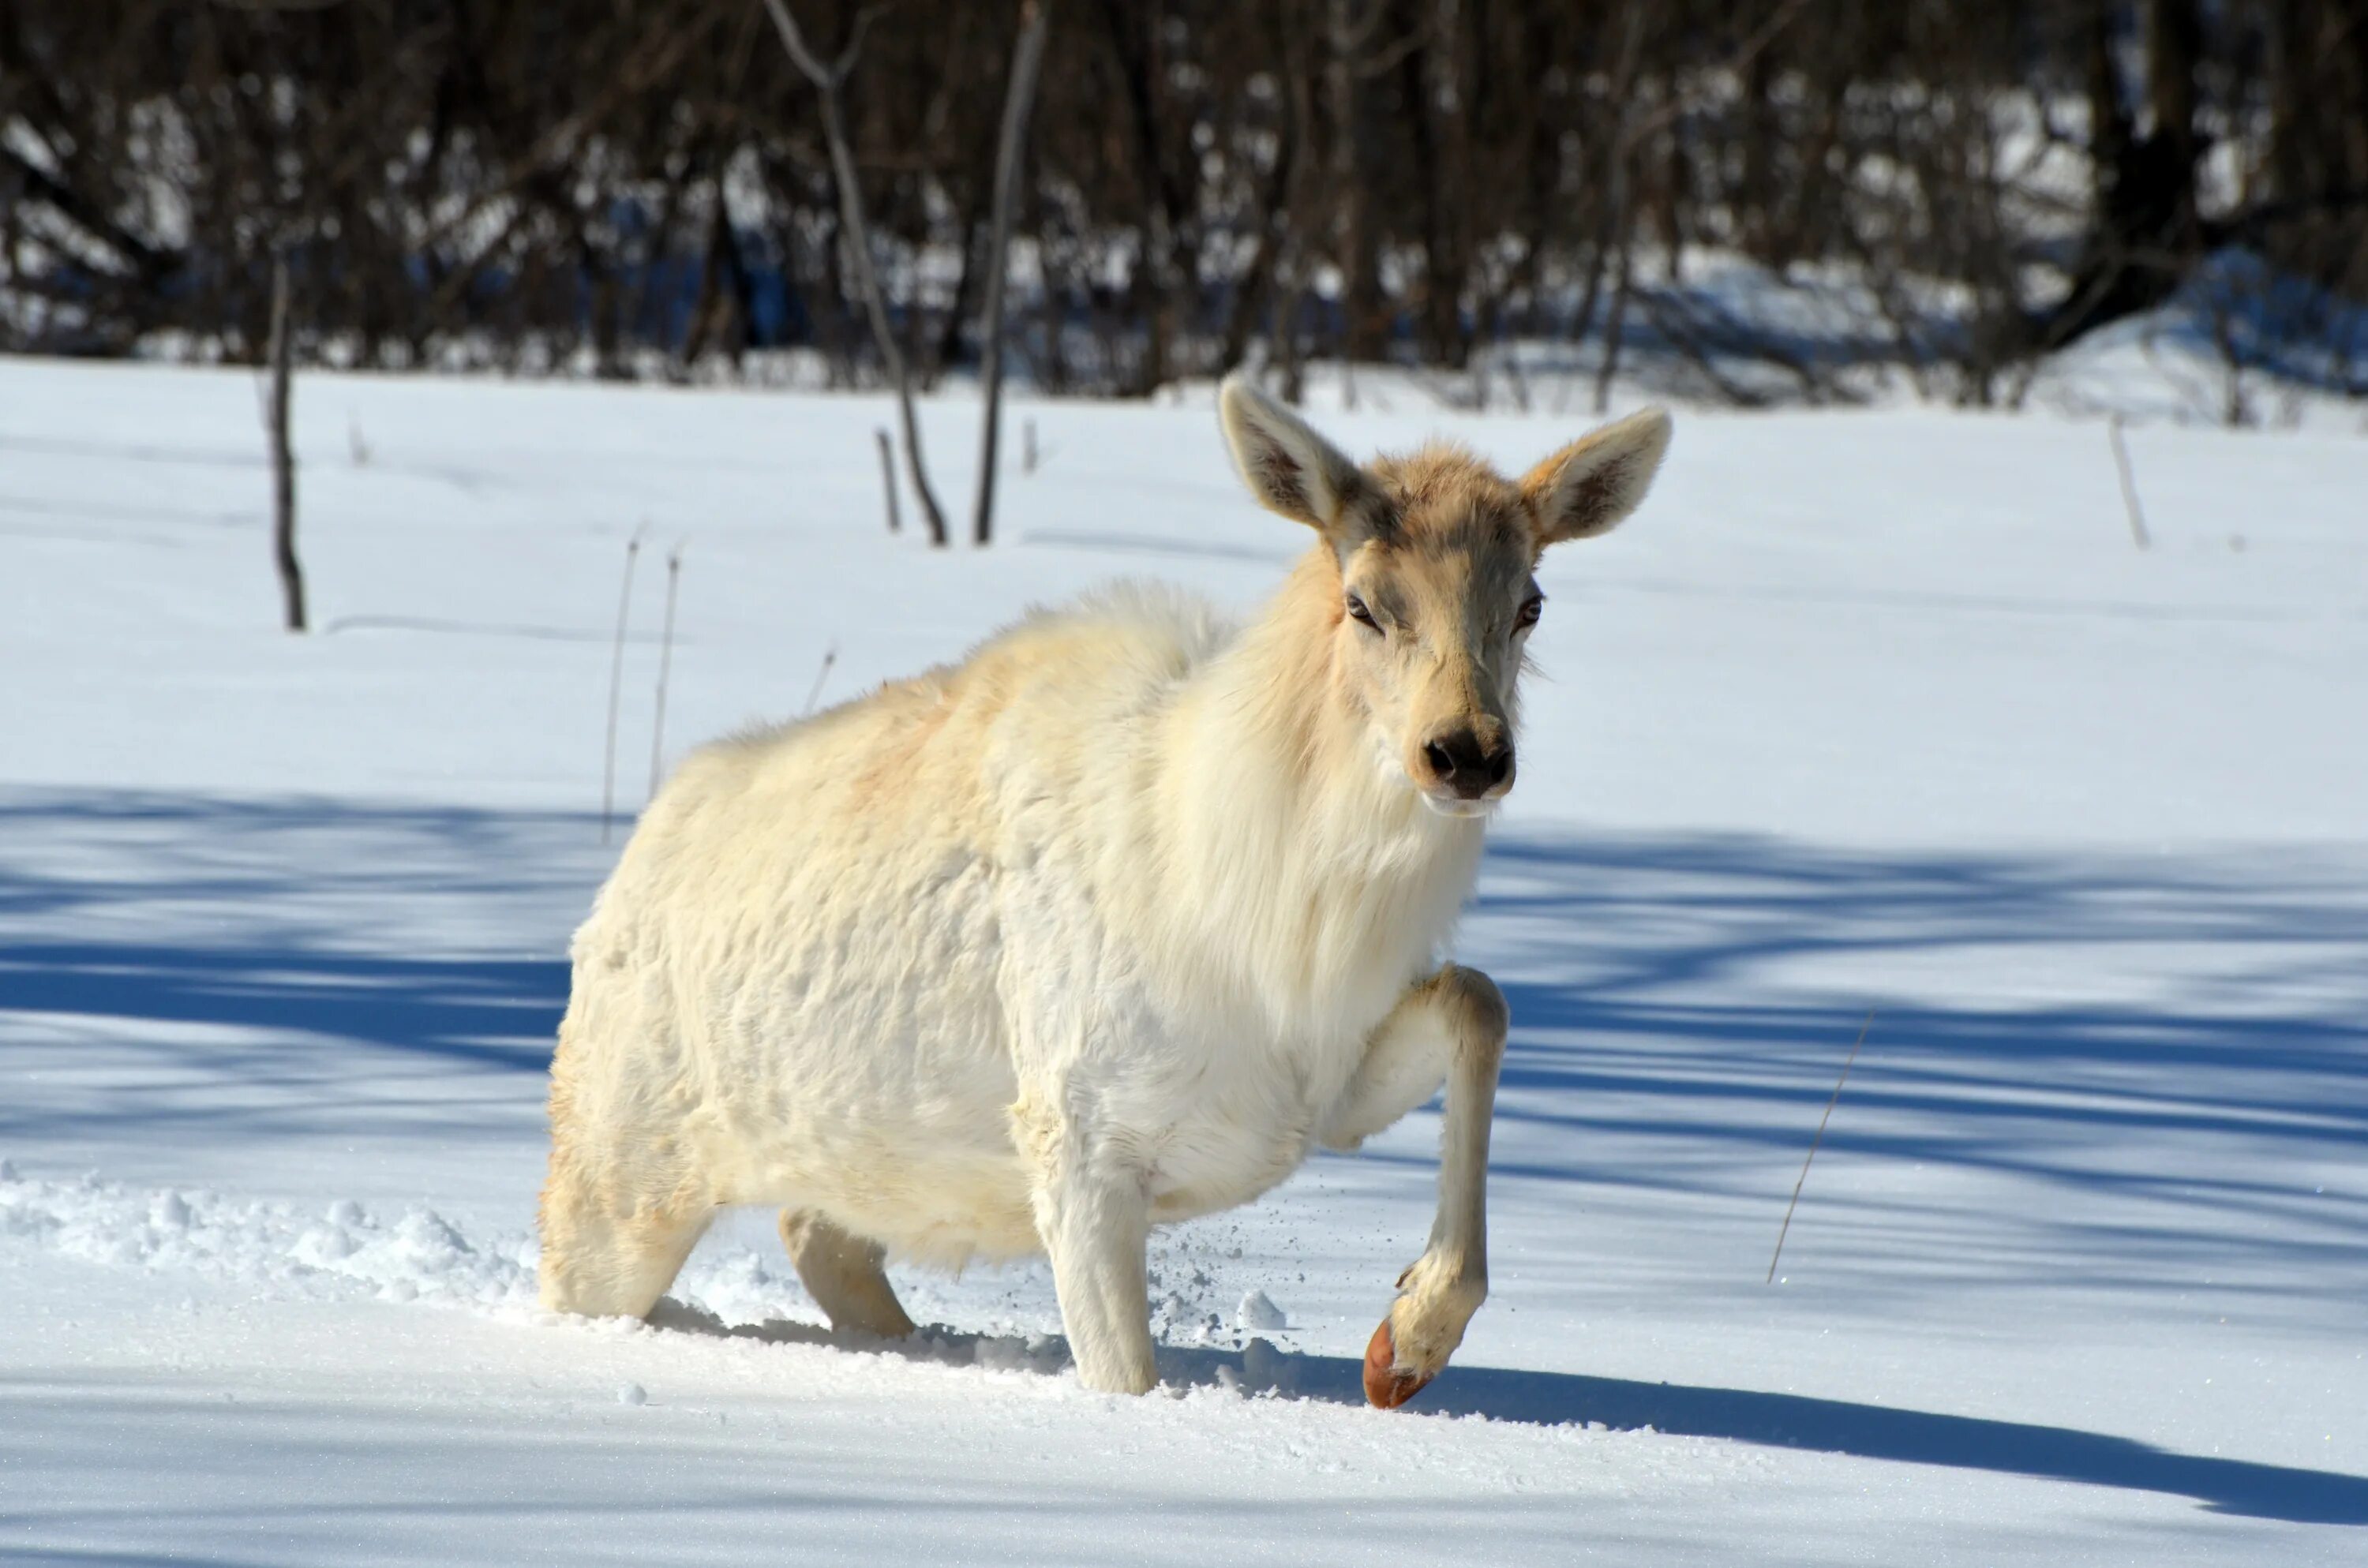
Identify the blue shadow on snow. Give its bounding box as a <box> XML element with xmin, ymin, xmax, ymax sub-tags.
<box><xmin>3</xmin><ymin>789</ymin><xmax>2364</xmax><ymax>1527</ymax></box>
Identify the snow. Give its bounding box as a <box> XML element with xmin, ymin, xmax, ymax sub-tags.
<box><xmin>2</xmin><ymin>354</ymin><xmax>2363</xmax><ymax>1564</ymax></box>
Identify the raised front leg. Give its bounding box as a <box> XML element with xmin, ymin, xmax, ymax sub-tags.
<box><xmin>1356</xmin><ymin>964</ymin><xmax>1508</xmax><ymax>1409</ymax></box>
<box><xmin>1321</xmin><ymin>972</ymin><xmax>1458</xmax><ymax>1152</ymax></box>
<box><xmin>1014</xmin><ymin>1094</ymin><xmax>1158</xmax><ymax>1395</ymax></box>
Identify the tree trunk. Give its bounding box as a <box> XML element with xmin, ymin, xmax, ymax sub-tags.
<box><xmin>265</xmin><ymin>251</ymin><xmax>306</xmax><ymax>634</ymax></box>
<box><xmin>2021</xmin><ymin>0</ymin><xmax>2206</xmax><ymax>354</ymax></box>
<box><xmin>678</xmin><ymin>162</ymin><xmax>736</xmax><ymax>376</ymax></box>
<box><xmin>973</xmin><ymin>0</ymin><xmax>1052</xmax><ymax>547</ymax></box>
<box><xmin>762</xmin><ymin>0</ymin><xmax>950</xmax><ymax>546</ymax></box>
<box><xmin>1568</xmin><ymin>0</ymin><xmax>1644</xmax><ymax>351</ymax></box>
<box><xmin>1217</xmin><ymin>8</ymin><xmax>1306</xmax><ymax>376</ymax></box>
<box><xmin>1405</xmin><ymin>1</ymin><xmax>1470</xmax><ymax>369</ymax></box>
<box><xmin>1096</xmin><ymin>0</ymin><xmax>1192</xmax><ymax>395</ymax></box>
<box><xmin>1328</xmin><ymin>0</ymin><xmax>1384</xmax><ymax>364</ymax></box>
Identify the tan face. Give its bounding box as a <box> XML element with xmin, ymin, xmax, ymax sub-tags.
<box><xmin>1333</xmin><ymin>467</ymin><xmax>1542</xmax><ymax>816</ymax></box>
<box><xmin>1218</xmin><ymin>378</ymin><xmax>1672</xmax><ymax>816</ymax></box>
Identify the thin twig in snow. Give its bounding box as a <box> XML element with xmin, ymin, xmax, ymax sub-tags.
<box><xmin>647</xmin><ymin>544</ymin><xmax>683</xmax><ymax>805</ymax></box>
<box><xmin>600</xmin><ymin>528</ymin><xmax>645</xmax><ymax>845</ymax></box>
<box><xmin>875</xmin><ymin>428</ymin><xmax>901</xmax><ymax>534</ymax></box>
<box><xmin>802</xmin><ymin>642</ymin><xmax>839</xmax><ymax>717</ymax></box>
<box><xmin>1767</xmin><ymin>1009</ymin><xmax>1875</xmax><ymax>1284</ymax></box>
<box><xmin>2109</xmin><ymin>416</ymin><xmax>2152</xmax><ymax>550</ymax></box>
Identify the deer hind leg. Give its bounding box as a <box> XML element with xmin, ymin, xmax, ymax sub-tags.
<box><xmin>538</xmin><ymin>1024</ymin><xmax>713</xmax><ymax>1319</ymax></box>
<box><xmin>778</xmin><ymin>1210</ymin><xmax>917</xmax><ymax>1338</ymax></box>
<box><xmin>1350</xmin><ymin>964</ymin><xmax>1508</xmax><ymax>1409</ymax></box>
<box><xmin>538</xmin><ymin>1151</ymin><xmax>712</xmax><ymax>1319</ymax></box>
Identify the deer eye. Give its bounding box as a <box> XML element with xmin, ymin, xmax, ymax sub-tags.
<box><xmin>1344</xmin><ymin>593</ymin><xmax>1381</xmax><ymax>631</ymax></box>
<box><xmin>1516</xmin><ymin>594</ymin><xmax>1545</xmax><ymax>630</ymax></box>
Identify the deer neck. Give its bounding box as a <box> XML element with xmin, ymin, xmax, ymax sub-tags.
<box><xmin>1160</xmin><ymin>550</ymin><xmax>1486</xmax><ymax>1035</ymax></box>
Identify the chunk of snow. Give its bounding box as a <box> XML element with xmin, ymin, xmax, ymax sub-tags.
<box><xmin>1235</xmin><ymin>1290</ymin><xmax>1287</xmax><ymax>1331</ymax></box>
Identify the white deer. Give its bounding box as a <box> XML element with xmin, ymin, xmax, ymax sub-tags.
<box><xmin>540</xmin><ymin>380</ymin><xmax>1672</xmax><ymax>1405</ymax></box>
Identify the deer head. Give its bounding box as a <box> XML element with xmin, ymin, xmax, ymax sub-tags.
<box><xmin>1219</xmin><ymin>376</ymin><xmax>1671</xmax><ymax>818</ymax></box>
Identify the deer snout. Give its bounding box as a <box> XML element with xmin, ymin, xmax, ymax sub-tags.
<box><xmin>1418</xmin><ymin>728</ymin><xmax>1514</xmax><ymax>801</ymax></box>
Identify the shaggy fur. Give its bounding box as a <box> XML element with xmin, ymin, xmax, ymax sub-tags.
<box><xmin>541</xmin><ymin>378</ymin><xmax>1672</xmax><ymax>1398</ymax></box>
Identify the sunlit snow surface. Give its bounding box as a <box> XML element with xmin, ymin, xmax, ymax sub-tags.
<box><xmin>2</xmin><ymin>357</ymin><xmax>2362</xmax><ymax>1564</ymax></box>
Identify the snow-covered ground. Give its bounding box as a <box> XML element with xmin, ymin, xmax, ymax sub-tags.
<box><xmin>2</xmin><ymin>356</ymin><xmax>2362</xmax><ymax>1564</ymax></box>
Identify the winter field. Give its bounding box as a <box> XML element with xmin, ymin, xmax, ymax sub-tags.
<box><xmin>2</xmin><ymin>354</ymin><xmax>2363</xmax><ymax>1565</ymax></box>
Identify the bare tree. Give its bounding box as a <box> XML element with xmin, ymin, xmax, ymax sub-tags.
<box><xmin>761</xmin><ymin>0</ymin><xmax>949</xmax><ymax>546</ymax></box>
<box><xmin>972</xmin><ymin>0</ymin><xmax>1052</xmax><ymax>547</ymax></box>
<box><xmin>9</xmin><ymin>0</ymin><xmax>2368</xmax><ymax>410</ymax></box>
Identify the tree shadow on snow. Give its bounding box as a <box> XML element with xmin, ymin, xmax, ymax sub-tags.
<box><xmin>6</xmin><ymin>789</ymin><xmax>2366</xmax><ymax>1525</ymax></box>
<box><xmin>1448</xmin><ymin>829</ymin><xmax>2368</xmax><ymax>1309</ymax></box>
<box><xmin>646</xmin><ymin>1300</ymin><xmax>2368</xmax><ymax>1527</ymax></box>
<box><xmin>0</xmin><ymin>789</ymin><xmax>584</xmax><ymax>1146</ymax></box>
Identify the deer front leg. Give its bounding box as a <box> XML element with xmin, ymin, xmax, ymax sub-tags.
<box><xmin>1015</xmin><ymin>1092</ymin><xmax>1158</xmax><ymax>1395</ymax></box>
<box><xmin>1354</xmin><ymin>964</ymin><xmax>1508</xmax><ymax>1409</ymax></box>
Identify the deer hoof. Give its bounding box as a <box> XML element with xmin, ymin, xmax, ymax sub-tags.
<box><xmin>1362</xmin><ymin>1319</ymin><xmax>1433</xmax><ymax>1409</ymax></box>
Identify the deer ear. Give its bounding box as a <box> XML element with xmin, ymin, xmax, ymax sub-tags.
<box><xmin>1520</xmin><ymin>406</ymin><xmax>1673</xmax><ymax>544</ymax></box>
<box><xmin>1218</xmin><ymin>374</ymin><xmax>1371</xmax><ymax>533</ymax></box>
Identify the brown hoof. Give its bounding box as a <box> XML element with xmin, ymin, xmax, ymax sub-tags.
<box><xmin>1362</xmin><ymin>1319</ymin><xmax>1433</xmax><ymax>1409</ymax></box>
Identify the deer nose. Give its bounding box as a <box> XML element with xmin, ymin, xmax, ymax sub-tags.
<box><xmin>1421</xmin><ymin>729</ymin><xmax>1514</xmax><ymax>799</ymax></box>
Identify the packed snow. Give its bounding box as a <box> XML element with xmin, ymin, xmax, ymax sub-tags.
<box><xmin>1</xmin><ymin>355</ymin><xmax>2362</xmax><ymax>1564</ymax></box>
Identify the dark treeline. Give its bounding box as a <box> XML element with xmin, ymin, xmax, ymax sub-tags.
<box><xmin>4</xmin><ymin>0</ymin><xmax>2366</xmax><ymax>406</ymax></box>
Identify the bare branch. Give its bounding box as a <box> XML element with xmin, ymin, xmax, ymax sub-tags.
<box><xmin>1767</xmin><ymin>1011</ymin><xmax>1874</xmax><ymax>1283</ymax></box>
<box><xmin>839</xmin><ymin>5</ymin><xmax>893</xmax><ymax>79</ymax></box>
<box><xmin>759</xmin><ymin>0</ymin><xmax>837</xmax><ymax>87</ymax></box>
<box><xmin>1350</xmin><ymin>23</ymin><xmax>1430</xmax><ymax>82</ymax></box>
<box><xmin>1621</xmin><ymin>0</ymin><xmax>1811</xmax><ymax>153</ymax></box>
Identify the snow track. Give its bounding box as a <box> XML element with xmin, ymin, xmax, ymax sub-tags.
<box><xmin>0</xmin><ymin>1163</ymin><xmax>537</xmax><ymax>1309</ymax></box>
